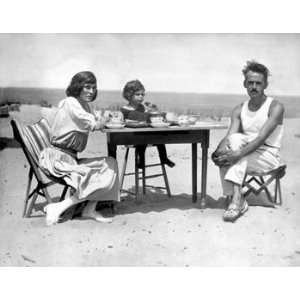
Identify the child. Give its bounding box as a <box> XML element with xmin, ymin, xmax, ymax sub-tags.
<box><xmin>121</xmin><ymin>79</ymin><xmax>175</xmax><ymax>169</ymax></box>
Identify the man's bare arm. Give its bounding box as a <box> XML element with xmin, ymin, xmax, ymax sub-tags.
<box><xmin>238</xmin><ymin>100</ymin><xmax>284</xmax><ymax>157</ymax></box>
<box><xmin>214</xmin><ymin>104</ymin><xmax>242</xmax><ymax>154</ymax></box>
<box><xmin>217</xmin><ymin>101</ymin><xmax>284</xmax><ymax>165</ymax></box>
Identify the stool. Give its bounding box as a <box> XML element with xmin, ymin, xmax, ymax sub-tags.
<box><xmin>242</xmin><ymin>164</ymin><xmax>286</xmax><ymax>205</ymax></box>
<box><xmin>120</xmin><ymin>146</ymin><xmax>171</xmax><ymax>200</ymax></box>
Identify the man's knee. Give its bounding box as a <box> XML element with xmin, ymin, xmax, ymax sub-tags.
<box><xmin>227</xmin><ymin>133</ymin><xmax>248</xmax><ymax>151</ymax></box>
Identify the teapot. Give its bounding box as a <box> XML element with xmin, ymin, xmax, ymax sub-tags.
<box><xmin>165</xmin><ymin>112</ymin><xmax>178</xmax><ymax>123</ymax></box>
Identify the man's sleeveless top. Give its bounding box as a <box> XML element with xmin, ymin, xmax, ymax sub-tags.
<box><xmin>240</xmin><ymin>97</ymin><xmax>283</xmax><ymax>149</ymax></box>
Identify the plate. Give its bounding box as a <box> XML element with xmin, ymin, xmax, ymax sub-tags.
<box><xmin>105</xmin><ymin>123</ymin><xmax>125</xmax><ymax>129</ymax></box>
<box><xmin>125</xmin><ymin>121</ymin><xmax>148</xmax><ymax>128</ymax></box>
<box><xmin>150</xmin><ymin>122</ymin><xmax>170</xmax><ymax>128</ymax></box>
<box><xmin>189</xmin><ymin>122</ymin><xmax>219</xmax><ymax>127</ymax></box>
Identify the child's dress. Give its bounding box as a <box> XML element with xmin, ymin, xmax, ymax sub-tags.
<box><xmin>120</xmin><ymin>103</ymin><xmax>170</xmax><ymax>168</ymax></box>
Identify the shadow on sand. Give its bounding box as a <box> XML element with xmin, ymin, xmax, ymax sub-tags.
<box><xmin>24</xmin><ymin>187</ymin><xmax>276</xmax><ymax>223</ymax></box>
<box><xmin>0</xmin><ymin>137</ymin><xmax>20</xmax><ymax>151</ymax></box>
<box><xmin>115</xmin><ymin>187</ymin><xmax>276</xmax><ymax>215</ymax></box>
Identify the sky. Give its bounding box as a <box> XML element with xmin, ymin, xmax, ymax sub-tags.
<box><xmin>1</xmin><ymin>34</ymin><xmax>300</xmax><ymax>96</ymax></box>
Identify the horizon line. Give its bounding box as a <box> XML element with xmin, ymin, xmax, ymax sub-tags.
<box><xmin>1</xmin><ymin>86</ymin><xmax>300</xmax><ymax>98</ymax></box>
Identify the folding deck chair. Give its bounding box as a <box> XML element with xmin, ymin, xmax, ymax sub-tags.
<box><xmin>242</xmin><ymin>164</ymin><xmax>286</xmax><ymax>205</ymax></box>
<box><xmin>11</xmin><ymin>119</ymin><xmax>70</xmax><ymax>217</ymax></box>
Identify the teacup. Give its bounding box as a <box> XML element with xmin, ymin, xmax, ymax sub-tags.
<box><xmin>165</xmin><ymin>112</ymin><xmax>178</xmax><ymax>122</ymax></box>
<box><xmin>111</xmin><ymin>117</ymin><xmax>122</xmax><ymax>124</ymax></box>
<box><xmin>188</xmin><ymin>116</ymin><xmax>197</xmax><ymax>124</ymax></box>
<box><xmin>150</xmin><ymin>116</ymin><xmax>164</xmax><ymax>123</ymax></box>
<box><xmin>178</xmin><ymin>115</ymin><xmax>189</xmax><ymax>126</ymax></box>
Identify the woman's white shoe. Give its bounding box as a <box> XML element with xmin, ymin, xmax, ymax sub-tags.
<box><xmin>44</xmin><ymin>204</ymin><xmax>61</xmax><ymax>226</ymax></box>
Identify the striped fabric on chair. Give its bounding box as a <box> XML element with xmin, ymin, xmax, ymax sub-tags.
<box><xmin>19</xmin><ymin>118</ymin><xmax>51</xmax><ymax>163</ymax></box>
<box><xmin>11</xmin><ymin>118</ymin><xmax>69</xmax><ymax>218</ymax></box>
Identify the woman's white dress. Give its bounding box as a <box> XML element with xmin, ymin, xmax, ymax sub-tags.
<box><xmin>39</xmin><ymin>96</ymin><xmax>119</xmax><ymax>202</ymax></box>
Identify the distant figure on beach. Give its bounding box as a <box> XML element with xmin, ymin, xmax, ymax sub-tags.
<box><xmin>39</xmin><ymin>71</ymin><xmax>119</xmax><ymax>225</ymax></box>
<box><xmin>121</xmin><ymin>79</ymin><xmax>175</xmax><ymax>169</ymax></box>
<box><xmin>212</xmin><ymin>61</ymin><xmax>284</xmax><ymax>222</ymax></box>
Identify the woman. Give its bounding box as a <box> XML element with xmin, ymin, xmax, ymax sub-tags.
<box><xmin>39</xmin><ymin>71</ymin><xmax>119</xmax><ymax>225</ymax></box>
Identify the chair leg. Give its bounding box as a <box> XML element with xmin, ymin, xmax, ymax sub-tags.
<box><xmin>25</xmin><ymin>184</ymin><xmax>40</xmax><ymax>217</ymax></box>
<box><xmin>59</xmin><ymin>185</ymin><xmax>69</xmax><ymax>202</ymax></box>
<box><xmin>120</xmin><ymin>147</ymin><xmax>129</xmax><ymax>191</ymax></box>
<box><xmin>161</xmin><ymin>163</ymin><xmax>171</xmax><ymax>197</ymax></box>
<box><xmin>276</xmin><ymin>178</ymin><xmax>283</xmax><ymax>205</ymax></box>
<box><xmin>23</xmin><ymin>167</ymin><xmax>34</xmax><ymax>217</ymax></box>
<box><xmin>259</xmin><ymin>176</ymin><xmax>273</xmax><ymax>203</ymax></box>
<box><xmin>41</xmin><ymin>185</ymin><xmax>53</xmax><ymax>204</ymax></box>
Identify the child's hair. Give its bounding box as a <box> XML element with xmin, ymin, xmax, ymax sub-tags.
<box><xmin>66</xmin><ymin>71</ymin><xmax>98</xmax><ymax>100</ymax></box>
<box><xmin>122</xmin><ymin>80</ymin><xmax>145</xmax><ymax>101</ymax></box>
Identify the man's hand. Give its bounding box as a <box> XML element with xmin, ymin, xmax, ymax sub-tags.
<box><xmin>214</xmin><ymin>149</ymin><xmax>242</xmax><ymax>167</ymax></box>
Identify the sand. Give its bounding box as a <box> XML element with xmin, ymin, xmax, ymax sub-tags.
<box><xmin>0</xmin><ymin>105</ymin><xmax>300</xmax><ymax>266</ymax></box>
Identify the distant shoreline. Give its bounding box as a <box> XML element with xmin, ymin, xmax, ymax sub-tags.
<box><xmin>1</xmin><ymin>87</ymin><xmax>299</xmax><ymax>118</ymax></box>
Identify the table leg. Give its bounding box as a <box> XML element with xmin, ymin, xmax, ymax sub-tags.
<box><xmin>200</xmin><ymin>131</ymin><xmax>209</xmax><ymax>208</ymax></box>
<box><xmin>192</xmin><ymin>143</ymin><xmax>197</xmax><ymax>203</ymax></box>
<box><xmin>107</xmin><ymin>143</ymin><xmax>117</xmax><ymax>159</ymax></box>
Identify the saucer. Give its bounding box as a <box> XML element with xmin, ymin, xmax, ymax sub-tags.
<box><xmin>105</xmin><ymin>123</ymin><xmax>125</xmax><ymax>129</ymax></box>
<box><xmin>150</xmin><ymin>122</ymin><xmax>170</xmax><ymax>128</ymax></box>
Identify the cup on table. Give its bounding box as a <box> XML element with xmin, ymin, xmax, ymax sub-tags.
<box><xmin>165</xmin><ymin>112</ymin><xmax>178</xmax><ymax>123</ymax></box>
<box><xmin>110</xmin><ymin>111</ymin><xmax>123</xmax><ymax>124</ymax></box>
<box><xmin>150</xmin><ymin>115</ymin><xmax>164</xmax><ymax>123</ymax></box>
<box><xmin>178</xmin><ymin>115</ymin><xmax>189</xmax><ymax>125</ymax></box>
<box><xmin>188</xmin><ymin>116</ymin><xmax>197</xmax><ymax>125</ymax></box>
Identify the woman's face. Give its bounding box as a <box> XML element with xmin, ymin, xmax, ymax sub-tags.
<box><xmin>79</xmin><ymin>82</ymin><xmax>97</xmax><ymax>102</ymax></box>
<box><xmin>131</xmin><ymin>89</ymin><xmax>145</xmax><ymax>105</ymax></box>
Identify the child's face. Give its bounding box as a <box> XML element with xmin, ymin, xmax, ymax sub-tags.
<box><xmin>131</xmin><ymin>89</ymin><xmax>145</xmax><ymax>105</ymax></box>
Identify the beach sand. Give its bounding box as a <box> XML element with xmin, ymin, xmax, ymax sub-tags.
<box><xmin>1</xmin><ymin>105</ymin><xmax>300</xmax><ymax>266</ymax></box>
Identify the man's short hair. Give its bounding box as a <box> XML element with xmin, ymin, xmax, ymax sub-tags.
<box><xmin>122</xmin><ymin>80</ymin><xmax>145</xmax><ymax>101</ymax></box>
<box><xmin>242</xmin><ymin>60</ymin><xmax>270</xmax><ymax>82</ymax></box>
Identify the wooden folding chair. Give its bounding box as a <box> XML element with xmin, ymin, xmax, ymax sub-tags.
<box><xmin>11</xmin><ymin>119</ymin><xmax>70</xmax><ymax>217</ymax></box>
<box><xmin>242</xmin><ymin>164</ymin><xmax>286</xmax><ymax>205</ymax></box>
<box><xmin>120</xmin><ymin>146</ymin><xmax>171</xmax><ymax>200</ymax></box>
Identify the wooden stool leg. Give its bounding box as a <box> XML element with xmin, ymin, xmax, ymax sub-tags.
<box><xmin>142</xmin><ymin>166</ymin><xmax>146</xmax><ymax>194</ymax></box>
<box><xmin>120</xmin><ymin>147</ymin><xmax>129</xmax><ymax>191</ymax></box>
<box><xmin>134</xmin><ymin>148</ymin><xmax>139</xmax><ymax>201</ymax></box>
<box><xmin>24</xmin><ymin>167</ymin><xmax>33</xmax><ymax>217</ymax></box>
<box><xmin>161</xmin><ymin>163</ymin><xmax>171</xmax><ymax>197</ymax></box>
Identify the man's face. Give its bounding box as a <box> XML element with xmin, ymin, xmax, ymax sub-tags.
<box><xmin>244</xmin><ymin>71</ymin><xmax>267</xmax><ymax>99</ymax></box>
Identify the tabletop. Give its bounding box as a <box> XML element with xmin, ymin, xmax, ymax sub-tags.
<box><xmin>102</xmin><ymin>121</ymin><xmax>228</xmax><ymax>133</ymax></box>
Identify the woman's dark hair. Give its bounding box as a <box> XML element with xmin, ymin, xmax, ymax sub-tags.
<box><xmin>66</xmin><ymin>71</ymin><xmax>98</xmax><ymax>100</ymax></box>
<box><xmin>122</xmin><ymin>80</ymin><xmax>145</xmax><ymax>101</ymax></box>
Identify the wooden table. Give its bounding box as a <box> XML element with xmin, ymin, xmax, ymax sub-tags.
<box><xmin>103</xmin><ymin>123</ymin><xmax>227</xmax><ymax>207</ymax></box>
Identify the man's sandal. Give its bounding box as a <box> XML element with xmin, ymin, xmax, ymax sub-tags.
<box><xmin>223</xmin><ymin>201</ymin><xmax>248</xmax><ymax>222</ymax></box>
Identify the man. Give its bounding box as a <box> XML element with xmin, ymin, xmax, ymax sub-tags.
<box><xmin>212</xmin><ymin>61</ymin><xmax>284</xmax><ymax>222</ymax></box>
